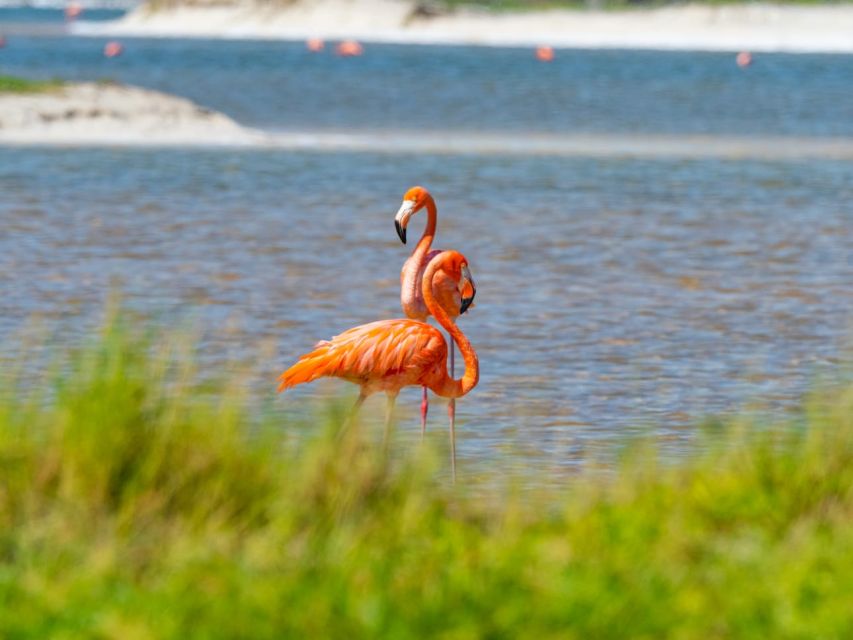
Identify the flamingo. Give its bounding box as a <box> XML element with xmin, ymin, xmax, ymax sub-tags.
<box><xmin>394</xmin><ymin>186</ymin><xmax>474</xmax><ymax>439</ymax></box>
<box><xmin>278</xmin><ymin>250</ymin><xmax>478</xmax><ymax>480</ymax></box>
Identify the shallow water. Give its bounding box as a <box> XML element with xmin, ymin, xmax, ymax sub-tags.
<box><xmin>1</xmin><ymin>14</ymin><xmax>852</xmax><ymax>472</ymax></box>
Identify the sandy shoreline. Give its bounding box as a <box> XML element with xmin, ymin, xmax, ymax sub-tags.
<box><xmin>72</xmin><ymin>1</ymin><xmax>853</xmax><ymax>53</ymax></box>
<box><xmin>0</xmin><ymin>82</ymin><xmax>262</xmax><ymax>146</ymax></box>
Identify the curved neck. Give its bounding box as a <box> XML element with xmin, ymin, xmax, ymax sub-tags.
<box><xmin>412</xmin><ymin>195</ymin><xmax>437</xmax><ymax>262</ymax></box>
<box><xmin>401</xmin><ymin>195</ymin><xmax>437</xmax><ymax>309</ymax></box>
<box><xmin>422</xmin><ymin>259</ymin><xmax>479</xmax><ymax>399</ymax></box>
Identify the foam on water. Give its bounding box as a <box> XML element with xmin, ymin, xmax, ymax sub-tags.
<box><xmin>7</xmin><ymin>126</ymin><xmax>853</xmax><ymax>160</ymax></box>
<box><xmin>261</xmin><ymin>130</ymin><xmax>853</xmax><ymax>159</ymax></box>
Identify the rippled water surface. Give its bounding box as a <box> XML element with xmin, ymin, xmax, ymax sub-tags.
<box><xmin>1</xmin><ymin>13</ymin><xmax>852</xmax><ymax>471</ymax></box>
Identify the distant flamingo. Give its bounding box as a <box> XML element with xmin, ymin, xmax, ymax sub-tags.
<box><xmin>306</xmin><ymin>38</ymin><xmax>325</xmax><ymax>52</ymax></box>
<box><xmin>395</xmin><ymin>186</ymin><xmax>474</xmax><ymax>438</ymax></box>
<box><xmin>65</xmin><ymin>2</ymin><xmax>83</xmax><ymax>20</ymax></box>
<box><xmin>535</xmin><ymin>46</ymin><xmax>555</xmax><ymax>62</ymax></box>
<box><xmin>736</xmin><ymin>51</ymin><xmax>753</xmax><ymax>68</ymax></box>
<box><xmin>104</xmin><ymin>41</ymin><xmax>124</xmax><ymax>58</ymax></box>
<box><xmin>336</xmin><ymin>41</ymin><xmax>364</xmax><ymax>57</ymax></box>
<box><xmin>279</xmin><ymin>250</ymin><xmax>478</xmax><ymax>480</ymax></box>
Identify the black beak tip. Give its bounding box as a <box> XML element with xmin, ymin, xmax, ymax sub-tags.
<box><xmin>394</xmin><ymin>220</ymin><xmax>406</xmax><ymax>244</ymax></box>
<box><xmin>395</xmin><ymin>220</ymin><xmax>406</xmax><ymax>244</ymax></box>
<box><xmin>460</xmin><ymin>297</ymin><xmax>474</xmax><ymax>315</ymax></box>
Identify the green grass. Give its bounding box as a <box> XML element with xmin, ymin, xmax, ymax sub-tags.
<box><xmin>0</xmin><ymin>75</ymin><xmax>64</xmax><ymax>94</ymax></box>
<box><xmin>1</xmin><ymin>315</ymin><xmax>851</xmax><ymax>638</ymax></box>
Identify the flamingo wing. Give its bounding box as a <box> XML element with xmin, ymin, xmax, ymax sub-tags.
<box><xmin>278</xmin><ymin>319</ymin><xmax>446</xmax><ymax>392</ymax></box>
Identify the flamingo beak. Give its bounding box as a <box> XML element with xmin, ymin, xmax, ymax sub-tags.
<box><xmin>394</xmin><ymin>200</ymin><xmax>416</xmax><ymax>244</ymax></box>
<box><xmin>459</xmin><ymin>265</ymin><xmax>476</xmax><ymax>315</ymax></box>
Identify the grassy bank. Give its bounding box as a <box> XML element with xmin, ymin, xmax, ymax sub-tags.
<box><xmin>1</xmin><ymin>318</ymin><xmax>851</xmax><ymax>638</ymax></box>
<box><xmin>0</xmin><ymin>75</ymin><xmax>63</xmax><ymax>94</ymax></box>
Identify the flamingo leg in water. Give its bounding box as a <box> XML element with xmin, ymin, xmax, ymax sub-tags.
<box><xmin>449</xmin><ymin>338</ymin><xmax>457</xmax><ymax>483</ymax></box>
<box><xmin>420</xmin><ymin>386</ymin><xmax>428</xmax><ymax>440</ymax></box>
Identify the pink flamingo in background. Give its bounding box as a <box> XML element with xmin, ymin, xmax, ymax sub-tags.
<box><xmin>279</xmin><ymin>250</ymin><xmax>478</xmax><ymax>480</ymax></box>
<box><xmin>394</xmin><ymin>186</ymin><xmax>474</xmax><ymax>439</ymax></box>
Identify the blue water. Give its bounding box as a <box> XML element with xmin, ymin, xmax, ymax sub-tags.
<box><xmin>1</xmin><ymin>11</ymin><xmax>852</xmax><ymax>476</ymax></box>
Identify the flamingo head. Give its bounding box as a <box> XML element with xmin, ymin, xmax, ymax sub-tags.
<box><xmin>394</xmin><ymin>185</ymin><xmax>431</xmax><ymax>244</ymax></box>
<box><xmin>459</xmin><ymin>262</ymin><xmax>476</xmax><ymax>315</ymax></box>
<box><xmin>437</xmin><ymin>250</ymin><xmax>476</xmax><ymax>316</ymax></box>
<box><xmin>460</xmin><ymin>275</ymin><xmax>476</xmax><ymax>315</ymax></box>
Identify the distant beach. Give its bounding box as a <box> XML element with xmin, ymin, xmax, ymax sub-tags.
<box><xmin>73</xmin><ymin>1</ymin><xmax>853</xmax><ymax>53</ymax></box>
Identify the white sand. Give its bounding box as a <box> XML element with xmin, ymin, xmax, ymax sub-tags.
<box><xmin>73</xmin><ymin>1</ymin><xmax>853</xmax><ymax>53</ymax></box>
<box><xmin>0</xmin><ymin>82</ymin><xmax>262</xmax><ymax>146</ymax></box>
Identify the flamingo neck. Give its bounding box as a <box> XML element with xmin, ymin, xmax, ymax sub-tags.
<box><xmin>401</xmin><ymin>196</ymin><xmax>437</xmax><ymax>315</ymax></box>
<box><xmin>422</xmin><ymin>259</ymin><xmax>479</xmax><ymax>399</ymax></box>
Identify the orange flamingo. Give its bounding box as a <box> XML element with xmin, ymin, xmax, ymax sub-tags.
<box><xmin>394</xmin><ymin>186</ymin><xmax>474</xmax><ymax>438</ymax></box>
<box><xmin>278</xmin><ymin>250</ymin><xmax>478</xmax><ymax>478</ymax></box>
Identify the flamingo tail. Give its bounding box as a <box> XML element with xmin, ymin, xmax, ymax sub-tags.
<box><xmin>277</xmin><ymin>340</ymin><xmax>334</xmax><ymax>392</ymax></box>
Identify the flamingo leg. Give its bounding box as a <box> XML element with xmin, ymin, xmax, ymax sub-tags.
<box><xmin>420</xmin><ymin>386</ymin><xmax>428</xmax><ymax>440</ymax></box>
<box><xmin>383</xmin><ymin>394</ymin><xmax>397</xmax><ymax>453</ymax></box>
<box><xmin>352</xmin><ymin>391</ymin><xmax>367</xmax><ymax>414</ymax></box>
<box><xmin>340</xmin><ymin>391</ymin><xmax>367</xmax><ymax>437</ymax></box>
<box><xmin>449</xmin><ymin>337</ymin><xmax>457</xmax><ymax>483</ymax></box>
<box><xmin>448</xmin><ymin>399</ymin><xmax>457</xmax><ymax>484</ymax></box>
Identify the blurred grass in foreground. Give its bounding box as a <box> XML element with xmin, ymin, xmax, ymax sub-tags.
<box><xmin>0</xmin><ymin>315</ymin><xmax>851</xmax><ymax>638</ymax></box>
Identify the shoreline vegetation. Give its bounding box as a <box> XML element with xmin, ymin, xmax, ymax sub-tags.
<box><xmin>1</xmin><ymin>315</ymin><xmax>851</xmax><ymax>635</ymax></box>
<box><xmin>0</xmin><ymin>75</ymin><xmax>64</xmax><ymax>94</ymax></box>
<box><xmin>71</xmin><ymin>0</ymin><xmax>853</xmax><ymax>52</ymax></box>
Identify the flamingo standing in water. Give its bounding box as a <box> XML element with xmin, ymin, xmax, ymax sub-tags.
<box><xmin>278</xmin><ymin>250</ymin><xmax>478</xmax><ymax>479</ymax></box>
<box><xmin>394</xmin><ymin>186</ymin><xmax>474</xmax><ymax>439</ymax></box>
